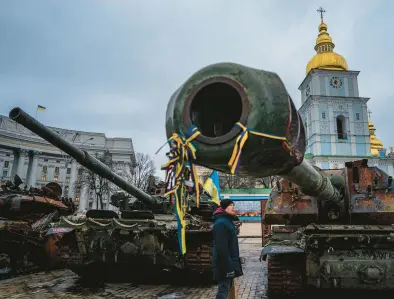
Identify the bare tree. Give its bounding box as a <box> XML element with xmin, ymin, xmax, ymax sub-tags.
<box><xmin>77</xmin><ymin>150</ymin><xmax>113</xmax><ymax>209</ymax></box>
<box><xmin>260</xmin><ymin>176</ymin><xmax>280</xmax><ymax>188</ymax></box>
<box><xmin>219</xmin><ymin>173</ymin><xmax>257</xmax><ymax>189</ymax></box>
<box><xmin>114</xmin><ymin>152</ymin><xmax>156</xmax><ymax>192</ymax></box>
<box><xmin>75</xmin><ymin>151</ymin><xmax>157</xmax><ymax>210</ymax></box>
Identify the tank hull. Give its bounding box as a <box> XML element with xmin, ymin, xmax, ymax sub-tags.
<box><xmin>261</xmin><ymin>160</ymin><xmax>394</xmax><ymax>296</ymax></box>
<box><xmin>52</xmin><ymin>213</ymin><xmax>214</xmax><ymax>278</ymax></box>
<box><xmin>262</xmin><ymin>224</ymin><xmax>394</xmax><ymax>296</ymax></box>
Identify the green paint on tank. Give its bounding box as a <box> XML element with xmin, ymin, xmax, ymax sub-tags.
<box><xmin>165</xmin><ymin>62</ymin><xmax>306</xmax><ymax>177</ymax></box>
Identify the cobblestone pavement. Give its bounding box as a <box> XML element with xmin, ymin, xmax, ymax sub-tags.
<box><xmin>238</xmin><ymin>223</ymin><xmax>261</xmax><ymax>238</ymax></box>
<box><xmin>0</xmin><ymin>238</ymin><xmax>266</xmax><ymax>299</ymax></box>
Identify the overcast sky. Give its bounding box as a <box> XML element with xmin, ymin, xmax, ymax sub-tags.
<box><xmin>1</xmin><ymin>0</ymin><xmax>393</xmax><ymax>178</ymax></box>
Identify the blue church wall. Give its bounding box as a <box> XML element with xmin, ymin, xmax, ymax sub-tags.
<box><xmin>321</xmin><ymin>162</ymin><xmax>330</xmax><ymax>169</ymax></box>
<box><xmin>319</xmin><ymin>76</ymin><xmax>326</xmax><ymax>95</ymax></box>
<box><xmin>321</xmin><ymin>135</ymin><xmax>332</xmax><ymax>155</ymax></box>
<box><xmin>356</xmin><ymin>136</ymin><xmax>368</xmax><ymax>156</ymax></box>
<box><xmin>338</xmin><ymin>85</ymin><xmax>345</xmax><ymax>96</ymax></box>
<box><xmin>336</xmin><ymin>142</ymin><xmax>352</xmax><ymax>155</ymax></box>
<box><xmin>347</xmin><ymin>77</ymin><xmax>355</xmax><ymax>97</ymax></box>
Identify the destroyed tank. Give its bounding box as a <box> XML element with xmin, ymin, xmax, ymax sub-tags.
<box><xmin>0</xmin><ymin>175</ymin><xmax>73</xmax><ymax>277</ymax></box>
<box><xmin>165</xmin><ymin>62</ymin><xmax>394</xmax><ymax>296</ymax></box>
<box><xmin>8</xmin><ymin>107</ymin><xmax>219</xmax><ymax>279</ymax></box>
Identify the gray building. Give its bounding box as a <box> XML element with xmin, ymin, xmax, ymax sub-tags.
<box><xmin>0</xmin><ymin>114</ymin><xmax>136</xmax><ymax>211</ymax></box>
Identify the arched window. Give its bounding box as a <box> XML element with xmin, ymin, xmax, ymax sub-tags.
<box><xmin>336</xmin><ymin>115</ymin><xmax>347</xmax><ymax>140</ymax></box>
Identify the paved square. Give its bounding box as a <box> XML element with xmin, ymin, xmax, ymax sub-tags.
<box><xmin>0</xmin><ymin>238</ymin><xmax>266</xmax><ymax>299</ymax></box>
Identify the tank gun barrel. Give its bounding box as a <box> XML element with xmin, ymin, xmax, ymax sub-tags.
<box><xmin>165</xmin><ymin>62</ymin><xmax>342</xmax><ymax>205</ymax></box>
<box><xmin>9</xmin><ymin>107</ymin><xmax>158</xmax><ymax>206</ymax></box>
<box><xmin>283</xmin><ymin>160</ymin><xmax>342</xmax><ymax>205</ymax></box>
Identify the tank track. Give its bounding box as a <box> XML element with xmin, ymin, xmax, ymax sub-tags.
<box><xmin>267</xmin><ymin>253</ymin><xmax>306</xmax><ymax>298</ymax></box>
<box><xmin>184</xmin><ymin>243</ymin><xmax>212</xmax><ymax>273</ymax></box>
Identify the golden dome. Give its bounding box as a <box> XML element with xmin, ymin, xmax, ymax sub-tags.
<box><xmin>306</xmin><ymin>18</ymin><xmax>348</xmax><ymax>75</ymax></box>
<box><xmin>369</xmin><ymin>120</ymin><xmax>384</xmax><ymax>156</ymax></box>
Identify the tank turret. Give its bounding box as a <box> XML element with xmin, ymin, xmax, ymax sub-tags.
<box><xmin>9</xmin><ymin>107</ymin><xmax>159</xmax><ymax>207</ymax></box>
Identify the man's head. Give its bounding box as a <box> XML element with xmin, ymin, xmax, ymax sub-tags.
<box><xmin>220</xmin><ymin>199</ymin><xmax>235</xmax><ymax>215</ymax></box>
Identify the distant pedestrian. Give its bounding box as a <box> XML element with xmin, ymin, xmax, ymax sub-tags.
<box><xmin>212</xmin><ymin>199</ymin><xmax>243</xmax><ymax>299</ymax></box>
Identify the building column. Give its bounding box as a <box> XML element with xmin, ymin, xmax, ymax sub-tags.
<box><xmin>27</xmin><ymin>151</ymin><xmax>40</xmax><ymax>188</ymax></box>
<box><xmin>48</xmin><ymin>165</ymin><xmax>55</xmax><ymax>181</ymax></box>
<box><xmin>0</xmin><ymin>158</ymin><xmax>4</xmax><ymax>175</ymax></box>
<box><xmin>68</xmin><ymin>159</ymin><xmax>78</xmax><ymax>198</ymax></box>
<box><xmin>79</xmin><ymin>184</ymin><xmax>89</xmax><ymax>212</ymax></box>
<box><xmin>16</xmin><ymin>149</ymin><xmax>29</xmax><ymax>180</ymax></box>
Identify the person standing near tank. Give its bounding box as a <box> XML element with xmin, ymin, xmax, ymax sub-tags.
<box><xmin>212</xmin><ymin>199</ymin><xmax>243</xmax><ymax>299</ymax></box>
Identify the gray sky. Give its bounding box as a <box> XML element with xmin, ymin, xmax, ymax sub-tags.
<box><xmin>1</xmin><ymin>0</ymin><xmax>393</xmax><ymax>178</ymax></box>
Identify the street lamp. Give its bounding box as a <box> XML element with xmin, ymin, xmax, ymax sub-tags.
<box><xmin>81</xmin><ymin>137</ymin><xmax>94</xmax><ymax>148</ymax></box>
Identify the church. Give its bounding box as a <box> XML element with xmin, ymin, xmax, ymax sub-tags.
<box><xmin>299</xmin><ymin>9</ymin><xmax>394</xmax><ymax>176</ymax></box>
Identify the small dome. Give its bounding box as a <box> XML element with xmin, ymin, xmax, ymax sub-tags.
<box><xmin>369</xmin><ymin>120</ymin><xmax>384</xmax><ymax>156</ymax></box>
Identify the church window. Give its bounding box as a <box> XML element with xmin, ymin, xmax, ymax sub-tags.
<box><xmin>336</xmin><ymin>115</ymin><xmax>347</xmax><ymax>140</ymax></box>
<box><xmin>322</xmin><ymin>112</ymin><xmax>326</xmax><ymax>119</ymax></box>
<box><xmin>41</xmin><ymin>174</ymin><xmax>47</xmax><ymax>181</ymax></box>
<box><xmin>42</xmin><ymin>165</ymin><xmax>47</xmax><ymax>173</ymax></box>
<box><xmin>356</xmin><ymin>113</ymin><xmax>360</xmax><ymax>120</ymax></box>
<box><xmin>4</xmin><ymin>161</ymin><xmax>9</xmax><ymax>168</ymax></box>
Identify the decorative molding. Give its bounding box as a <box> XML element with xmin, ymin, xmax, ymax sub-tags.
<box><xmin>355</xmin><ymin>123</ymin><xmax>363</xmax><ymax>133</ymax></box>
<box><xmin>19</xmin><ymin>149</ymin><xmax>29</xmax><ymax>156</ymax></box>
<box><xmin>320</xmin><ymin>123</ymin><xmax>329</xmax><ymax>134</ymax></box>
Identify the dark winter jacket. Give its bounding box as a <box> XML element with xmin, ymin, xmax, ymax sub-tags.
<box><xmin>212</xmin><ymin>207</ymin><xmax>243</xmax><ymax>281</ymax></box>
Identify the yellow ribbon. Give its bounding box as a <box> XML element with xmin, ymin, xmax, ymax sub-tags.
<box><xmin>227</xmin><ymin>122</ymin><xmax>290</xmax><ymax>174</ymax></box>
<box><xmin>161</xmin><ymin>127</ymin><xmax>201</xmax><ymax>255</ymax></box>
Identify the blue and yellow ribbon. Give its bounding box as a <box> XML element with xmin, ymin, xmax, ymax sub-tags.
<box><xmin>227</xmin><ymin>122</ymin><xmax>291</xmax><ymax>174</ymax></box>
<box><xmin>161</xmin><ymin>126</ymin><xmax>201</xmax><ymax>255</ymax></box>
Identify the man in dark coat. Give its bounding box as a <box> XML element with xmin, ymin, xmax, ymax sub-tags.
<box><xmin>212</xmin><ymin>199</ymin><xmax>243</xmax><ymax>299</ymax></box>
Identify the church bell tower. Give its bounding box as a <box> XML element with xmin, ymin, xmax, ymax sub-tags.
<box><xmin>298</xmin><ymin>8</ymin><xmax>371</xmax><ymax>168</ymax></box>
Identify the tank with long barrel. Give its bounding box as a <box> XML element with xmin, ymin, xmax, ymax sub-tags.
<box><xmin>9</xmin><ymin>107</ymin><xmax>158</xmax><ymax>206</ymax></box>
<box><xmin>165</xmin><ymin>62</ymin><xmax>342</xmax><ymax>207</ymax></box>
<box><xmin>165</xmin><ymin>62</ymin><xmax>394</xmax><ymax>295</ymax></box>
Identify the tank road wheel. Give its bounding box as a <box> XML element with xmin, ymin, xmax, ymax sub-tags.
<box><xmin>266</xmin><ymin>253</ymin><xmax>306</xmax><ymax>298</ymax></box>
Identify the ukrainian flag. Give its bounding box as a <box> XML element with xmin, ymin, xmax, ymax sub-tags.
<box><xmin>37</xmin><ymin>105</ymin><xmax>46</xmax><ymax>111</ymax></box>
<box><xmin>203</xmin><ymin>170</ymin><xmax>221</xmax><ymax>206</ymax></box>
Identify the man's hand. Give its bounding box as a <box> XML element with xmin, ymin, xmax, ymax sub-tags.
<box><xmin>226</xmin><ymin>271</ymin><xmax>235</xmax><ymax>278</ymax></box>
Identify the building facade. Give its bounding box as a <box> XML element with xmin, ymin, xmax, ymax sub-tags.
<box><xmin>299</xmin><ymin>12</ymin><xmax>394</xmax><ymax>175</ymax></box>
<box><xmin>0</xmin><ymin>114</ymin><xmax>136</xmax><ymax>210</ymax></box>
